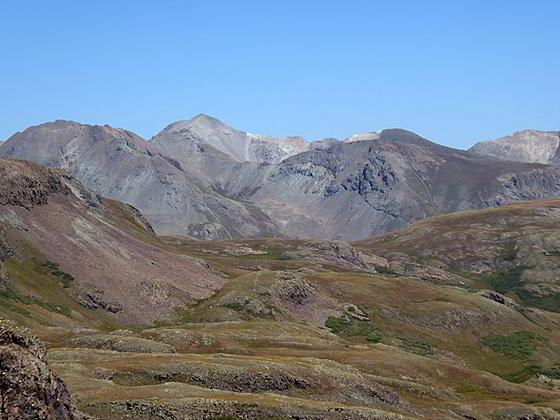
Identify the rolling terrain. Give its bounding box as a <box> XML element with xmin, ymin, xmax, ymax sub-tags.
<box><xmin>2</xmin><ymin>158</ymin><xmax>560</xmax><ymax>418</ymax></box>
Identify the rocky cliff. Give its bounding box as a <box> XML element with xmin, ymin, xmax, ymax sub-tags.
<box><xmin>229</xmin><ymin>129</ymin><xmax>560</xmax><ymax>239</ymax></box>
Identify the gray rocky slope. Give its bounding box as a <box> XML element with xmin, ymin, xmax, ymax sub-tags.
<box><xmin>2</xmin><ymin>116</ymin><xmax>560</xmax><ymax>240</ymax></box>
<box><xmin>470</xmin><ymin>130</ymin><xmax>560</xmax><ymax>166</ymax></box>
<box><xmin>154</xmin><ymin>114</ymin><xmax>310</xmax><ymax>164</ymax></box>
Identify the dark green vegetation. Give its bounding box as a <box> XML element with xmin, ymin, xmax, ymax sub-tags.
<box><xmin>0</xmin><ymin>287</ymin><xmax>71</xmax><ymax>317</ymax></box>
<box><xmin>325</xmin><ymin>315</ymin><xmax>383</xmax><ymax>343</ymax></box>
<box><xmin>222</xmin><ymin>302</ymin><xmax>245</xmax><ymax>312</ymax></box>
<box><xmin>482</xmin><ymin>331</ymin><xmax>545</xmax><ymax>360</ymax></box>
<box><xmin>43</xmin><ymin>261</ymin><xmax>76</xmax><ymax>288</ymax></box>
<box><xmin>51</xmin><ymin>271</ymin><xmax>75</xmax><ymax>288</ymax></box>
<box><xmin>487</xmin><ymin>265</ymin><xmax>560</xmax><ymax>313</ymax></box>
<box><xmin>539</xmin><ymin>366</ymin><xmax>560</xmax><ymax>379</ymax></box>
<box><xmin>487</xmin><ymin>265</ymin><xmax>530</xmax><ymax>295</ymax></box>
<box><xmin>399</xmin><ymin>337</ymin><xmax>435</xmax><ymax>356</ymax></box>
<box><xmin>43</xmin><ymin>261</ymin><xmax>75</xmax><ymax>288</ymax></box>
<box><xmin>42</xmin><ymin>261</ymin><xmax>60</xmax><ymax>270</ymax></box>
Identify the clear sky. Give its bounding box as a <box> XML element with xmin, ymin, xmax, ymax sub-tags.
<box><xmin>1</xmin><ymin>1</ymin><xmax>559</xmax><ymax>149</ymax></box>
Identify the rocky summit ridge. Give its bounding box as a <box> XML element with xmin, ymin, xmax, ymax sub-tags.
<box><xmin>2</xmin><ymin>117</ymin><xmax>560</xmax><ymax>241</ymax></box>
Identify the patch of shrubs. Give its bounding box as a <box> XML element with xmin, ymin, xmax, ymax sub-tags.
<box><xmin>499</xmin><ymin>241</ymin><xmax>518</xmax><ymax>262</ymax></box>
<box><xmin>488</xmin><ymin>265</ymin><xmax>530</xmax><ymax>295</ymax></box>
<box><xmin>399</xmin><ymin>337</ymin><xmax>434</xmax><ymax>356</ymax></box>
<box><xmin>485</xmin><ymin>265</ymin><xmax>560</xmax><ymax>313</ymax></box>
<box><xmin>42</xmin><ymin>261</ymin><xmax>60</xmax><ymax>270</ymax></box>
<box><xmin>0</xmin><ymin>288</ymin><xmax>71</xmax><ymax>317</ymax></box>
<box><xmin>538</xmin><ymin>366</ymin><xmax>560</xmax><ymax>379</ymax></box>
<box><xmin>223</xmin><ymin>302</ymin><xmax>246</xmax><ymax>312</ymax></box>
<box><xmin>222</xmin><ymin>301</ymin><xmax>276</xmax><ymax>319</ymax></box>
<box><xmin>51</xmin><ymin>271</ymin><xmax>75</xmax><ymax>288</ymax></box>
<box><xmin>42</xmin><ymin>261</ymin><xmax>75</xmax><ymax>288</ymax></box>
<box><xmin>373</xmin><ymin>265</ymin><xmax>398</xmax><ymax>276</ymax></box>
<box><xmin>481</xmin><ymin>331</ymin><xmax>545</xmax><ymax>360</ymax></box>
<box><xmin>325</xmin><ymin>315</ymin><xmax>382</xmax><ymax>343</ymax></box>
<box><xmin>496</xmin><ymin>364</ymin><xmax>560</xmax><ymax>384</ymax></box>
<box><xmin>0</xmin><ymin>298</ymin><xmax>31</xmax><ymax>316</ymax></box>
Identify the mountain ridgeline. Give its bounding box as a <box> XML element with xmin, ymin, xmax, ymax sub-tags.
<box><xmin>2</xmin><ymin>116</ymin><xmax>560</xmax><ymax>240</ymax></box>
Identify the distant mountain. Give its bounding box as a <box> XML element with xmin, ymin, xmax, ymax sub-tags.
<box><xmin>235</xmin><ymin>129</ymin><xmax>560</xmax><ymax>239</ymax></box>
<box><xmin>153</xmin><ymin>114</ymin><xmax>309</xmax><ymax>164</ymax></box>
<box><xmin>3</xmin><ymin>118</ymin><xmax>560</xmax><ymax>240</ymax></box>
<box><xmin>469</xmin><ymin>130</ymin><xmax>560</xmax><ymax>165</ymax></box>
<box><xmin>0</xmin><ymin>120</ymin><xmax>281</xmax><ymax>239</ymax></box>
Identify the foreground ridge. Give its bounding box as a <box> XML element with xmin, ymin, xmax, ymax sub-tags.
<box><xmin>0</xmin><ymin>318</ymin><xmax>88</xmax><ymax>419</ymax></box>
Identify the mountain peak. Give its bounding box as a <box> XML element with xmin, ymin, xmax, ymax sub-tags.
<box><xmin>191</xmin><ymin>113</ymin><xmax>220</xmax><ymax>123</ymax></box>
<box><xmin>154</xmin><ymin>116</ymin><xmax>309</xmax><ymax>164</ymax></box>
<box><xmin>188</xmin><ymin>113</ymin><xmax>227</xmax><ymax>129</ymax></box>
<box><xmin>159</xmin><ymin>114</ymin><xmax>229</xmax><ymax>135</ymax></box>
<box><xmin>470</xmin><ymin>129</ymin><xmax>560</xmax><ymax>165</ymax></box>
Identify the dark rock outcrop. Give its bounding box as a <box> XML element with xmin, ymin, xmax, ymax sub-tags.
<box><xmin>479</xmin><ymin>290</ymin><xmax>522</xmax><ymax>310</ymax></box>
<box><xmin>0</xmin><ymin>160</ymin><xmax>69</xmax><ymax>209</ymax></box>
<box><xmin>75</xmin><ymin>286</ymin><xmax>123</xmax><ymax>313</ymax></box>
<box><xmin>0</xmin><ymin>318</ymin><xmax>87</xmax><ymax>419</ymax></box>
<box><xmin>304</xmin><ymin>240</ymin><xmax>366</xmax><ymax>267</ymax></box>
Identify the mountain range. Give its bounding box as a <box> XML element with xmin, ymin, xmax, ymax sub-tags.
<box><xmin>2</xmin><ymin>116</ymin><xmax>560</xmax><ymax>241</ymax></box>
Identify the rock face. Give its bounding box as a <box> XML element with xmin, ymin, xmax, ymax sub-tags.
<box><xmin>75</xmin><ymin>285</ymin><xmax>123</xmax><ymax>313</ymax></box>
<box><xmin>469</xmin><ymin>130</ymin><xmax>560</xmax><ymax>165</ymax></box>
<box><xmin>234</xmin><ymin>129</ymin><xmax>560</xmax><ymax>239</ymax></box>
<box><xmin>0</xmin><ymin>160</ymin><xmax>70</xmax><ymax>209</ymax></box>
<box><xmin>3</xmin><ymin>118</ymin><xmax>560</xmax><ymax>240</ymax></box>
<box><xmin>0</xmin><ymin>318</ymin><xmax>85</xmax><ymax>419</ymax></box>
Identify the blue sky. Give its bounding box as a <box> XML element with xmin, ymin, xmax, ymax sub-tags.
<box><xmin>1</xmin><ymin>1</ymin><xmax>558</xmax><ymax>149</ymax></box>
